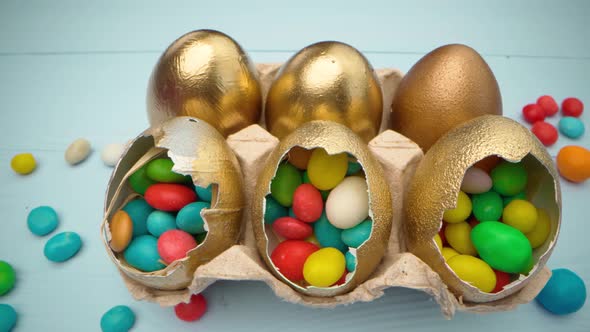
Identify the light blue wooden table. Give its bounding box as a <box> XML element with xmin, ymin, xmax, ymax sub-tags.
<box><xmin>1</xmin><ymin>1</ymin><xmax>588</xmax><ymax>331</ymax></box>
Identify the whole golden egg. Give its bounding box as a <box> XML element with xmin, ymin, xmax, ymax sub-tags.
<box><xmin>405</xmin><ymin>115</ymin><xmax>561</xmax><ymax>302</ymax></box>
<box><xmin>147</xmin><ymin>30</ymin><xmax>262</xmax><ymax>137</ymax></box>
<box><xmin>102</xmin><ymin>117</ymin><xmax>244</xmax><ymax>291</ymax></box>
<box><xmin>265</xmin><ymin>41</ymin><xmax>383</xmax><ymax>142</ymax></box>
<box><xmin>391</xmin><ymin>44</ymin><xmax>502</xmax><ymax>151</ymax></box>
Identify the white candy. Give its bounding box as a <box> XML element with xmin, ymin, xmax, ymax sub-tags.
<box><xmin>101</xmin><ymin>143</ymin><xmax>126</xmax><ymax>167</ymax></box>
<box><xmin>325</xmin><ymin>176</ymin><xmax>369</xmax><ymax>229</ymax></box>
<box><xmin>461</xmin><ymin>167</ymin><xmax>492</xmax><ymax>194</ymax></box>
<box><xmin>65</xmin><ymin>138</ymin><xmax>91</xmax><ymax>165</ymax></box>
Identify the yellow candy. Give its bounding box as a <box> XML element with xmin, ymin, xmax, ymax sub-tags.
<box><xmin>441</xmin><ymin>247</ymin><xmax>459</xmax><ymax>261</ymax></box>
<box><xmin>526</xmin><ymin>208</ymin><xmax>551</xmax><ymax>248</ymax></box>
<box><xmin>11</xmin><ymin>153</ymin><xmax>37</xmax><ymax>175</ymax></box>
<box><xmin>303</xmin><ymin>247</ymin><xmax>345</xmax><ymax>287</ymax></box>
<box><xmin>443</xmin><ymin>191</ymin><xmax>472</xmax><ymax>223</ymax></box>
<box><xmin>447</xmin><ymin>255</ymin><xmax>496</xmax><ymax>293</ymax></box>
<box><xmin>445</xmin><ymin>221</ymin><xmax>477</xmax><ymax>255</ymax></box>
<box><xmin>503</xmin><ymin>199</ymin><xmax>538</xmax><ymax>233</ymax></box>
<box><xmin>434</xmin><ymin>234</ymin><xmax>443</xmax><ymax>250</ymax></box>
<box><xmin>307</xmin><ymin>149</ymin><xmax>348</xmax><ymax>190</ymax></box>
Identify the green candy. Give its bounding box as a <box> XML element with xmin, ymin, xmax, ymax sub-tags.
<box><xmin>491</xmin><ymin>161</ymin><xmax>527</xmax><ymax>196</ymax></box>
<box><xmin>472</xmin><ymin>191</ymin><xmax>503</xmax><ymax>221</ymax></box>
<box><xmin>471</xmin><ymin>222</ymin><xmax>532</xmax><ymax>273</ymax></box>
<box><xmin>503</xmin><ymin>191</ymin><xmax>527</xmax><ymax>207</ymax></box>
<box><xmin>0</xmin><ymin>260</ymin><xmax>16</xmax><ymax>296</ymax></box>
<box><xmin>270</xmin><ymin>163</ymin><xmax>302</xmax><ymax>207</ymax></box>
<box><xmin>302</xmin><ymin>171</ymin><xmax>330</xmax><ymax>200</ymax></box>
<box><xmin>346</xmin><ymin>158</ymin><xmax>362</xmax><ymax>176</ymax></box>
<box><xmin>146</xmin><ymin>158</ymin><xmax>191</xmax><ymax>183</ymax></box>
<box><xmin>128</xmin><ymin>164</ymin><xmax>156</xmax><ymax>195</ymax></box>
<box><xmin>264</xmin><ymin>196</ymin><xmax>288</xmax><ymax>224</ymax></box>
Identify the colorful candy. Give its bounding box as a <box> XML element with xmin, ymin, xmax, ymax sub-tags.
<box><xmin>502</xmin><ymin>191</ymin><xmax>526</xmax><ymax>207</ymax></box>
<box><xmin>10</xmin><ymin>152</ymin><xmax>36</xmax><ymax>175</ymax></box>
<box><xmin>146</xmin><ymin>211</ymin><xmax>176</xmax><ymax>237</ymax></box>
<box><xmin>109</xmin><ymin>210</ymin><xmax>134</xmax><ymax>252</ymax></box>
<box><xmin>537</xmin><ymin>95</ymin><xmax>559</xmax><ymax>116</ymax></box>
<box><xmin>292</xmin><ymin>184</ymin><xmax>323</xmax><ymax>222</ymax></box>
<box><xmin>492</xmin><ymin>270</ymin><xmax>511</xmax><ymax>293</ymax></box>
<box><xmin>341</xmin><ymin>220</ymin><xmax>372</xmax><ymax>248</ymax></box>
<box><xmin>434</xmin><ymin>234</ymin><xmax>443</xmax><ymax>250</ymax></box>
<box><xmin>522</xmin><ymin>104</ymin><xmax>545</xmax><ymax>124</ymax></box>
<box><xmin>441</xmin><ymin>247</ymin><xmax>459</xmax><ymax>261</ymax></box>
<box><xmin>157</xmin><ymin>230</ymin><xmax>197</xmax><ymax>264</ymax></box>
<box><xmin>0</xmin><ymin>304</ymin><xmax>17</xmax><ymax>331</ymax></box>
<box><xmin>526</xmin><ymin>209</ymin><xmax>552</xmax><ymax>249</ymax></box>
<box><xmin>264</xmin><ymin>196</ymin><xmax>288</xmax><ymax>225</ymax></box>
<box><xmin>536</xmin><ymin>268</ymin><xmax>586</xmax><ymax>315</ymax></box>
<box><xmin>146</xmin><ymin>158</ymin><xmax>190</xmax><ymax>183</ymax></box>
<box><xmin>44</xmin><ymin>231</ymin><xmax>82</xmax><ymax>263</ymax></box>
<box><xmin>270</xmin><ymin>163</ymin><xmax>302</xmax><ymax>207</ymax></box>
<box><xmin>101</xmin><ymin>143</ymin><xmax>126</xmax><ymax>167</ymax></box>
<box><xmin>471</xmin><ymin>222</ymin><xmax>532</xmax><ymax>273</ymax></box>
<box><xmin>287</xmin><ymin>146</ymin><xmax>312</xmax><ymax>170</ymax></box>
<box><xmin>270</xmin><ymin>240</ymin><xmax>319</xmax><ymax>282</ymax></box>
<box><xmin>65</xmin><ymin>138</ymin><xmax>91</xmax><ymax>165</ymax></box>
<box><xmin>176</xmin><ymin>202</ymin><xmax>209</xmax><ymax>234</ymax></box>
<box><xmin>442</xmin><ymin>191</ymin><xmax>471</xmax><ymax>223</ymax></box>
<box><xmin>325</xmin><ymin>176</ymin><xmax>369</xmax><ymax>229</ymax></box>
<box><xmin>272</xmin><ymin>217</ymin><xmax>313</xmax><ymax>240</ymax></box>
<box><xmin>313</xmin><ymin>213</ymin><xmax>347</xmax><ymax>252</ymax></box>
<box><xmin>175</xmin><ymin>294</ymin><xmax>208</xmax><ymax>322</ymax></box>
<box><xmin>345</xmin><ymin>251</ymin><xmax>356</xmax><ymax>272</ymax></box>
<box><xmin>447</xmin><ymin>255</ymin><xmax>496</xmax><ymax>292</ymax></box>
<box><xmin>128</xmin><ymin>165</ymin><xmax>156</xmax><ymax>195</ymax></box>
<box><xmin>471</xmin><ymin>191</ymin><xmax>503</xmax><ymax>221</ymax></box>
<box><xmin>145</xmin><ymin>183</ymin><xmax>197</xmax><ymax>212</ymax></box>
<box><xmin>558</xmin><ymin>116</ymin><xmax>585</xmax><ymax>139</ymax></box>
<box><xmin>195</xmin><ymin>184</ymin><xmax>213</xmax><ymax>202</ymax></box>
<box><xmin>27</xmin><ymin>206</ymin><xmax>59</xmax><ymax>236</ymax></box>
<box><xmin>122</xmin><ymin>198</ymin><xmax>153</xmax><ymax>237</ymax></box>
<box><xmin>561</xmin><ymin>97</ymin><xmax>584</xmax><ymax>117</ymax></box>
<box><xmin>0</xmin><ymin>260</ymin><xmax>16</xmax><ymax>296</ymax></box>
<box><xmin>100</xmin><ymin>305</ymin><xmax>136</xmax><ymax>332</ymax></box>
<box><xmin>303</xmin><ymin>248</ymin><xmax>346</xmax><ymax>287</ymax></box>
<box><xmin>502</xmin><ymin>199</ymin><xmax>538</xmax><ymax>233</ymax></box>
<box><xmin>460</xmin><ymin>167</ymin><xmax>492</xmax><ymax>194</ymax></box>
<box><xmin>556</xmin><ymin>145</ymin><xmax>590</xmax><ymax>183</ymax></box>
<box><xmin>491</xmin><ymin>161</ymin><xmax>527</xmax><ymax>196</ymax></box>
<box><xmin>445</xmin><ymin>222</ymin><xmax>477</xmax><ymax>255</ymax></box>
<box><xmin>123</xmin><ymin>235</ymin><xmax>165</xmax><ymax>272</ymax></box>
<box><xmin>531</xmin><ymin>121</ymin><xmax>558</xmax><ymax>146</ymax></box>
<box><xmin>307</xmin><ymin>149</ymin><xmax>348</xmax><ymax>190</ymax></box>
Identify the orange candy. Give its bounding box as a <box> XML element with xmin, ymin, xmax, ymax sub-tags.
<box><xmin>109</xmin><ymin>210</ymin><xmax>134</xmax><ymax>252</ymax></box>
<box><xmin>473</xmin><ymin>155</ymin><xmax>501</xmax><ymax>173</ymax></box>
<box><xmin>556</xmin><ymin>146</ymin><xmax>590</xmax><ymax>183</ymax></box>
<box><xmin>287</xmin><ymin>146</ymin><xmax>312</xmax><ymax>170</ymax></box>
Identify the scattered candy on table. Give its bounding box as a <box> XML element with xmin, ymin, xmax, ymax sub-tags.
<box><xmin>531</xmin><ymin>121</ymin><xmax>558</xmax><ymax>146</ymax></box>
<box><xmin>101</xmin><ymin>143</ymin><xmax>127</xmax><ymax>167</ymax></box>
<box><xmin>65</xmin><ymin>138</ymin><xmax>92</xmax><ymax>165</ymax></box>
<box><xmin>522</xmin><ymin>104</ymin><xmax>546</xmax><ymax>124</ymax></box>
<box><xmin>100</xmin><ymin>305</ymin><xmax>136</xmax><ymax>332</ymax></box>
<box><xmin>27</xmin><ymin>206</ymin><xmax>59</xmax><ymax>236</ymax></box>
<box><xmin>536</xmin><ymin>268</ymin><xmax>587</xmax><ymax>315</ymax></box>
<box><xmin>561</xmin><ymin>97</ymin><xmax>584</xmax><ymax>117</ymax></box>
<box><xmin>0</xmin><ymin>304</ymin><xmax>17</xmax><ymax>331</ymax></box>
<box><xmin>175</xmin><ymin>294</ymin><xmax>208</xmax><ymax>322</ymax></box>
<box><xmin>536</xmin><ymin>95</ymin><xmax>559</xmax><ymax>116</ymax></box>
<box><xmin>44</xmin><ymin>231</ymin><xmax>83</xmax><ymax>263</ymax></box>
<box><xmin>0</xmin><ymin>261</ymin><xmax>16</xmax><ymax>296</ymax></box>
<box><xmin>558</xmin><ymin>116</ymin><xmax>585</xmax><ymax>139</ymax></box>
<box><xmin>556</xmin><ymin>145</ymin><xmax>590</xmax><ymax>183</ymax></box>
<box><xmin>10</xmin><ymin>153</ymin><xmax>37</xmax><ymax>175</ymax></box>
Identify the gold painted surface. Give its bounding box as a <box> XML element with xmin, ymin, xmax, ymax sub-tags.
<box><xmin>252</xmin><ymin>120</ymin><xmax>392</xmax><ymax>296</ymax></box>
<box><xmin>391</xmin><ymin>44</ymin><xmax>502</xmax><ymax>152</ymax></box>
<box><xmin>405</xmin><ymin>115</ymin><xmax>561</xmax><ymax>302</ymax></box>
<box><xmin>147</xmin><ymin>30</ymin><xmax>262</xmax><ymax>137</ymax></box>
<box><xmin>265</xmin><ymin>42</ymin><xmax>383</xmax><ymax>142</ymax></box>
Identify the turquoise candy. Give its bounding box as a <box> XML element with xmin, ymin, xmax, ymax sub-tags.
<box><xmin>288</xmin><ymin>207</ymin><xmax>296</xmax><ymax>218</ymax></box>
<box><xmin>346</xmin><ymin>156</ymin><xmax>362</xmax><ymax>176</ymax></box>
<box><xmin>313</xmin><ymin>212</ymin><xmax>347</xmax><ymax>252</ymax></box>
<box><xmin>558</xmin><ymin>116</ymin><xmax>585</xmax><ymax>139</ymax></box>
<box><xmin>0</xmin><ymin>304</ymin><xmax>17</xmax><ymax>332</ymax></box>
<box><xmin>270</xmin><ymin>163</ymin><xmax>302</xmax><ymax>207</ymax></box>
<box><xmin>176</xmin><ymin>202</ymin><xmax>210</xmax><ymax>234</ymax></box>
<box><xmin>195</xmin><ymin>232</ymin><xmax>208</xmax><ymax>244</ymax></box>
<box><xmin>27</xmin><ymin>205</ymin><xmax>59</xmax><ymax>236</ymax></box>
<box><xmin>128</xmin><ymin>164</ymin><xmax>156</xmax><ymax>195</ymax></box>
<box><xmin>345</xmin><ymin>251</ymin><xmax>356</xmax><ymax>272</ymax></box>
<box><xmin>341</xmin><ymin>220</ymin><xmax>372</xmax><ymax>248</ymax></box>
<box><xmin>146</xmin><ymin>211</ymin><xmax>177</xmax><ymax>237</ymax></box>
<box><xmin>44</xmin><ymin>232</ymin><xmax>82</xmax><ymax>262</ymax></box>
<box><xmin>472</xmin><ymin>191</ymin><xmax>503</xmax><ymax>221</ymax></box>
<box><xmin>100</xmin><ymin>305</ymin><xmax>136</xmax><ymax>332</ymax></box>
<box><xmin>123</xmin><ymin>235</ymin><xmax>165</xmax><ymax>272</ymax></box>
<box><xmin>302</xmin><ymin>171</ymin><xmax>330</xmax><ymax>200</ymax></box>
<box><xmin>264</xmin><ymin>196</ymin><xmax>288</xmax><ymax>225</ymax></box>
<box><xmin>195</xmin><ymin>184</ymin><xmax>213</xmax><ymax>202</ymax></box>
<box><xmin>491</xmin><ymin>161</ymin><xmax>527</xmax><ymax>196</ymax></box>
<box><xmin>471</xmin><ymin>222</ymin><xmax>532</xmax><ymax>273</ymax></box>
<box><xmin>536</xmin><ymin>268</ymin><xmax>586</xmax><ymax>315</ymax></box>
<box><xmin>503</xmin><ymin>191</ymin><xmax>527</xmax><ymax>207</ymax></box>
<box><xmin>122</xmin><ymin>198</ymin><xmax>154</xmax><ymax>237</ymax></box>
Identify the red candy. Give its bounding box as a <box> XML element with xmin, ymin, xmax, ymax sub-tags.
<box><xmin>273</xmin><ymin>217</ymin><xmax>313</xmax><ymax>240</ymax></box>
<box><xmin>492</xmin><ymin>270</ymin><xmax>511</xmax><ymax>293</ymax></box>
<box><xmin>438</xmin><ymin>223</ymin><xmax>447</xmax><ymax>245</ymax></box>
<box><xmin>333</xmin><ymin>272</ymin><xmax>347</xmax><ymax>286</ymax></box>
<box><xmin>522</xmin><ymin>104</ymin><xmax>545</xmax><ymax>124</ymax></box>
<box><xmin>270</xmin><ymin>240</ymin><xmax>319</xmax><ymax>282</ymax></box>
<box><xmin>468</xmin><ymin>217</ymin><xmax>480</xmax><ymax>228</ymax></box>
<box><xmin>145</xmin><ymin>183</ymin><xmax>197</xmax><ymax>211</ymax></box>
<box><xmin>157</xmin><ymin>230</ymin><xmax>197</xmax><ymax>264</ymax></box>
<box><xmin>292</xmin><ymin>184</ymin><xmax>323</xmax><ymax>222</ymax></box>
<box><xmin>537</xmin><ymin>95</ymin><xmax>559</xmax><ymax>117</ymax></box>
<box><xmin>175</xmin><ymin>294</ymin><xmax>207</xmax><ymax>322</ymax></box>
<box><xmin>562</xmin><ymin>97</ymin><xmax>584</xmax><ymax>117</ymax></box>
<box><xmin>531</xmin><ymin>121</ymin><xmax>558</xmax><ymax>146</ymax></box>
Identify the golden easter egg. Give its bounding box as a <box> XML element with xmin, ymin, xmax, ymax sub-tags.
<box><xmin>102</xmin><ymin>117</ymin><xmax>244</xmax><ymax>290</ymax></box>
<box><xmin>252</xmin><ymin>120</ymin><xmax>392</xmax><ymax>297</ymax></box>
<box><xmin>147</xmin><ymin>30</ymin><xmax>262</xmax><ymax>137</ymax></box>
<box><xmin>405</xmin><ymin>115</ymin><xmax>561</xmax><ymax>302</ymax></box>
<box><xmin>391</xmin><ymin>44</ymin><xmax>502</xmax><ymax>151</ymax></box>
<box><xmin>265</xmin><ymin>41</ymin><xmax>383</xmax><ymax>142</ymax></box>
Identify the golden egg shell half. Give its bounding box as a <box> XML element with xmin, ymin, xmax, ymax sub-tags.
<box><xmin>147</xmin><ymin>29</ymin><xmax>262</xmax><ymax>137</ymax></box>
<box><xmin>252</xmin><ymin>120</ymin><xmax>393</xmax><ymax>297</ymax></box>
<box><xmin>405</xmin><ymin>115</ymin><xmax>561</xmax><ymax>303</ymax></box>
<box><xmin>102</xmin><ymin>117</ymin><xmax>244</xmax><ymax>290</ymax></box>
<box><xmin>265</xmin><ymin>41</ymin><xmax>383</xmax><ymax>143</ymax></box>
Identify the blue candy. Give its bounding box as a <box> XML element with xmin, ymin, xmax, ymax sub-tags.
<box><xmin>264</xmin><ymin>196</ymin><xmax>288</xmax><ymax>225</ymax></box>
<box><xmin>345</xmin><ymin>251</ymin><xmax>357</xmax><ymax>272</ymax></box>
<box><xmin>195</xmin><ymin>184</ymin><xmax>213</xmax><ymax>202</ymax></box>
<box><xmin>146</xmin><ymin>211</ymin><xmax>176</xmax><ymax>237</ymax></box>
<box><xmin>313</xmin><ymin>212</ymin><xmax>347</xmax><ymax>252</ymax></box>
<box><xmin>558</xmin><ymin>116</ymin><xmax>585</xmax><ymax>139</ymax></box>
<box><xmin>122</xmin><ymin>198</ymin><xmax>153</xmax><ymax>237</ymax></box>
<box><xmin>123</xmin><ymin>235</ymin><xmax>165</xmax><ymax>272</ymax></box>
<box><xmin>536</xmin><ymin>268</ymin><xmax>586</xmax><ymax>315</ymax></box>
<box><xmin>0</xmin><ymin>304</ymin><xmax>17</xmax><ymax>331</ymax></box>
<box><xmin>27</xmin><ymin>206</ymin><xmax>59</xmax><ymax>236</ymax></box>
<box><xmin>341</xmin><ymin>220</ymin><xmax>372</xmax><ymax>248</ymax></box>
<box><xmin>100</xmin><ymin>305</ymin><xmax>136</xmax><ymax>332</ymax></box>
<box><xmin>176</xmin><ymin>202</ymin><xmax>209</xmax><ymax>234</ymax></box>
<box><xmin>44</xmin><ymin>232</ymin><xmax>82</xmax><ymax>262</ymax></box>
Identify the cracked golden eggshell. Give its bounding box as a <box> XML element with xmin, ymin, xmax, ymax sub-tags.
<box><xmin>147</xmin><ymin>29</ymin><xmax>262</xmax><ymax>137</ymax></box>
<box><xmin>265</xmin><ymin>41</ymin><xmax>383</xmax><ymax>143</ymax></box>
<box><xmin>252</xmin><ymin>120</ymin><xmax>392</xmax><ymax>296</ymax></box>
<box><xmin>405</xmin><ymin>115</ymin><xmax>561</xmax><ymax>302</ymax></box>
<box><xmin>391</xmin><ymin>44</ymin><xmax>502</xmax><ymax>152</ymax></box>
<box><xmin>102</xmin><ymin>117</ymin><xmax>244</xmax><ymax>290</ymax></box>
